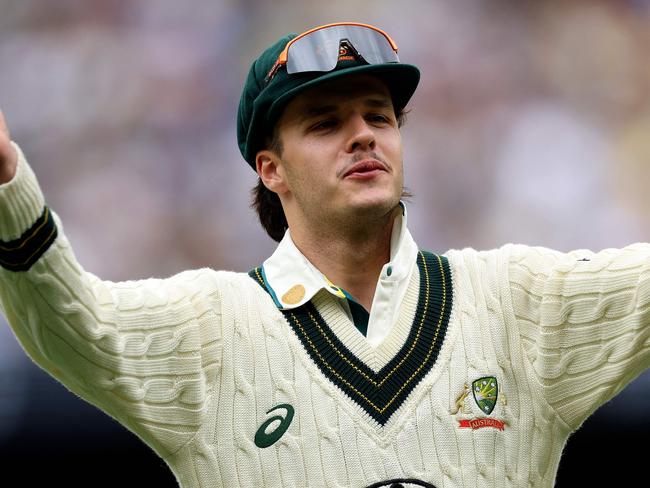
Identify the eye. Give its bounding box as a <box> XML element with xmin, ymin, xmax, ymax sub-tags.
<box><xmin>310</xmin><ymin>119</ymin><xmax>338</xmax><ymax>131</ymax></box>
<box><xmin>368</xmin><ymin>113</ymin><xmax>391</xmax><ymax>124</ymax></box>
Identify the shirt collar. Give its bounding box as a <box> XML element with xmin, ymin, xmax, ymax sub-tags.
<box><xmin>261</xmin><ymin>203</ymin><xmax>418</xmax><ymax>310</ymax></box>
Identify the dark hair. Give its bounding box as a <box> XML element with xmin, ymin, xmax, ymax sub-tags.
<box><xmin>251</xmin><ymin>108</ymin><xmax>410</xmax><ymax>242</ymax></box>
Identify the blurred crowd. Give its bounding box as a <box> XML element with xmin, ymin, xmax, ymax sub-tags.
<box><xmin>1</xmin><ymin>0</ymin><xmax>650</xmax><ymax>446</ymax></box>
<box><xmin>1</xmin><ymin>0</ymin><xmax>649</xmax><ymax>277</ymax></box>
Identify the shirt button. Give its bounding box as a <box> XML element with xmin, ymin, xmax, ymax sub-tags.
<box><xmin>386</xmin><ymin>266</ymin><xmax>393</xmax><ymax>276</ymax></box>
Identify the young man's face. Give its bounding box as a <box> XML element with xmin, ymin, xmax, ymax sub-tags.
<box><xmin>259</xmin><ymin>73</ymin><xmax>404</xmax><ymax>229</ymax></box>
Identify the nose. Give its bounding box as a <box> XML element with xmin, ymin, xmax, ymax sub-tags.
<box><xmin>345</xmin><ymin>113</ymin><xmax>376</xmax><ymax>153</ymax></box>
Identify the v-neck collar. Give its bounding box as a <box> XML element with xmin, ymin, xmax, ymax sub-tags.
<box><xmin>258</xmin><ymin>202</ymin><xmax>419</xmax><ymax>347</ymax></box>
<box><xmin>249</xmin><ymin>250</ymin><xmax>453</xmax><ymax>426</ymax></box>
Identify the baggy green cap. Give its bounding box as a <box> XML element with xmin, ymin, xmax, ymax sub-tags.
<box><xmin>237</xmin><ymin>30</ymin><xmax>420</xmax><ymax>170</ymax></box>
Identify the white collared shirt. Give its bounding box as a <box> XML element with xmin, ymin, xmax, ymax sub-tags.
<box><xmin>260</xmin><ymin>204</ymin><xmax>419</xmax><ymax>348</ymax></box>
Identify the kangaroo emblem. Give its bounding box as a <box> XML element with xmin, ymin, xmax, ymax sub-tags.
<box><xmin>451</xmin><ymin>383</ymin><xmax>471</xmax><ymax>415</ymax></box>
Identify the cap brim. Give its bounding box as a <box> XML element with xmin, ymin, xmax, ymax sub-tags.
<box><xmin>266</xmin><ymin>63</ymin><xmax>420</xmax><ymax>128</ymax></box>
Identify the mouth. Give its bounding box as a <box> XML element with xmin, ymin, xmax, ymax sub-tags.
<box><xmin>342</xmin><ymin>159</ymin><xmax>388</xmax><ymax>179</ymax></box>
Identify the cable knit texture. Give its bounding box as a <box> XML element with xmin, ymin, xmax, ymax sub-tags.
<box><xmin>1</xmin><ymin>145</ymin><xmax>649</xmax><ymax>487</ymax></box>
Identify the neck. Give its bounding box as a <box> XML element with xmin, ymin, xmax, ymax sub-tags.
<box><xmin>289</xmin><ymin>205</ymin><xmax>401</xmax><ymax>312</ymax></box>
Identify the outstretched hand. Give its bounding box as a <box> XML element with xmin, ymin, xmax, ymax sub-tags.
<box><xmin>0</xmin><ymin>110</ymin><xmax>18</xmax><ymax>184</ymax></box>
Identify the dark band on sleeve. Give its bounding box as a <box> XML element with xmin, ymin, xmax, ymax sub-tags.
<box><xmin>0</xmin><ymin>206</ymin><xmax>58</xmax><ymax>272</ymax></box>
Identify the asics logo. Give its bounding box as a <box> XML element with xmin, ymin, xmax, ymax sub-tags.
<box><xmin>254</xmin><ymin>403</ymin><xmax>294</xmax><ymax>448</ymax></box>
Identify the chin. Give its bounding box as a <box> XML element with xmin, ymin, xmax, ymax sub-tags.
<box><xmin>346</xmin><ymin>192</ymin><xmax>400</xmax><ymax>216</ymax></box>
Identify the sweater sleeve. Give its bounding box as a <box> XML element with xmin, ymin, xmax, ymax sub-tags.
<box><xmin>0</xmin><ymin>143</ymin><xmax>222</xmax><ymax>459</ymax></box>
<box><xmin>507</xmin><ymin>243</ymin><xmax>650</xmax><ymax>429</ymax></box>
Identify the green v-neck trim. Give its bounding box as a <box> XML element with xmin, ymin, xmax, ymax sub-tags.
<box><xmin>248</xmin><ymin>250</ymin><xmax>453</xmax><ymax>426</ymax></box>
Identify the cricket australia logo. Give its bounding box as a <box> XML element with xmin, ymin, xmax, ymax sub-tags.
<box><xmin>472</xmin><ymin>376</ymin><xmax>498</xmax><ymax>415</ymax></box>
<box><xmin>452</xmin><ymin>376</ymin><xmax>507</xmax><ymax>431</ymax></box>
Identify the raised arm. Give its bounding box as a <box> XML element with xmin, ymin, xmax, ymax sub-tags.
<box><xmin>0</xmin><ymin>116</ymin><xmax>222</xmax><ymax>460</ymax></box>
<box><xmin>508</xmin><ymin>243</ymin><xmax>650</xmax><ymax>430</ymax></box>
<box><xmin>0</xmin><ymin>111</ymin><xmax>17</xmax><ymax>184</ymax></box>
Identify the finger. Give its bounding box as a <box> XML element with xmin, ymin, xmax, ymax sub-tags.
<box><xmin>0</xmin><ymin>109</ymin><xmax>9</xmax><ymax>138</ymax></box>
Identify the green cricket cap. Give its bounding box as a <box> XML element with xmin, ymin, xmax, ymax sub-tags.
<box><xmin>237</xmin><ymin>32</ymin><xmax>420</xmax><ymax>170</ymax></box>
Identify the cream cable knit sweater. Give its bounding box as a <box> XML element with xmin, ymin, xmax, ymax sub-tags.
<box><xmin>1</xmin><ymin>144</ymin><xmax>649</xmax><ymax>487</ymax></box>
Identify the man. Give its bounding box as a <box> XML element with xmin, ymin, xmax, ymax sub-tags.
<box><xmin>0</xmin><ymin>22</ymin><xmax>649</xmax><ymax>488</ymax></box>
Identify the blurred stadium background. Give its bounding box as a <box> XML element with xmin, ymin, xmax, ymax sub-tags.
<box><xmin>1</xmin><ymin>0</ymin><xmax>649</xmax><ymax>486</ymax></box>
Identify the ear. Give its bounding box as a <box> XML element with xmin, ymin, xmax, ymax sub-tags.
<box><xmin>256</xmin><ymin>149</ymin><xmax>289</xmax><ymax>195</ymax></box>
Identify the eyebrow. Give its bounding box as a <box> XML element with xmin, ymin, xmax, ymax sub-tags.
<box><xmin>363</xmin><ymin>98</ymin><xmax>392</xmax><ymax>109</ymax></box>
